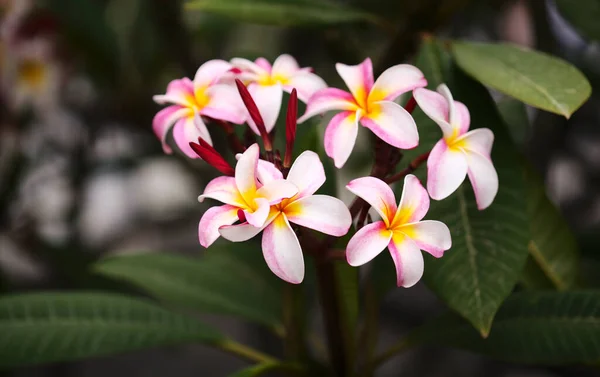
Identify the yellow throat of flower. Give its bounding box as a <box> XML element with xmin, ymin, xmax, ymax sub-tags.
<box><xmin>18</xmin><ymin>59</ymin><xmax>47</xmax><ymax>90</ymax></box>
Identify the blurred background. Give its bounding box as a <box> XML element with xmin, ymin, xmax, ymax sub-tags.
<box><xmin>0</xmin><ymin>0</ymin><xmax>599</xmax><ymax>376</ymax></box>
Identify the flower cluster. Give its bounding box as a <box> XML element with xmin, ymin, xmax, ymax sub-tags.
<box><xmin>153</xmin><ymin>54</ymin><xmax>499</xmax><ymax>287</ymax></box>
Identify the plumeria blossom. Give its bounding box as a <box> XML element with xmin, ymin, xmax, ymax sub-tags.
<box><xmin>218</xmin><ymin>151</ymin><xmax>352</xmax><ymax>284</ymax></box>
<box><xmin>152</xmin><ymin>60</ymin><xmax>245</xmax><ymax>158</ymax></box>
<box><xmin>2</xmin><ymin>38</ymin><xmax>60</xmax><ymax>112</ymax></box>
<box><xmin>231</xmin><ymin>54</ymin><xmax>326</xmax><ymax>134</ymax></box>
<box><xmin>198</xmin><ymin>143</ymin><xmax>298</xmax><ymax>247</ymax></box>
<box><xmin>298</xmin><ymin>58</ymin><xmax>427</xmax><ymax>168</ymax></box>
<box><xmin>346</xmin><ymin>175</ymin><xmax>451</xmax><ymax>288</ymax></box>
<box><xmin>414</xmin><ymin>84</ymin><xmax>498</xmax><ymax>209</ymax></box>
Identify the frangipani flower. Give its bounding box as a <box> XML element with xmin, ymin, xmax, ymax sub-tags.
<box><xmin>2</xmin><ymin>38</ymin><xmax>60</xmax><ymax>112</ymax></box>
<box><xmin>219</xmin><ymin>151</ymin><xmax>352</xmax><ymax>284</ymax></box>
<box><xmin>414</xmin><ymin>84</ymin><xmax>498</xmax><ymax>209</ymax></box>
<box><xmin>298</xmin><ymin>58</ymin><xmax>427</xmax><ymax>168</ymax></box>
<box><xmin>346</xmin><ymin>175</ymin><xmax>451</xmax><ymax>288</ymax></box>
<box><xmin>198</xmin><ymin>143</ymin><xmax>298</xmax><ymax>247</ymax></box>
<box><xmin>152</xmin><ymin>60</ymin><xmax>245</xmax><ymax>158</ymax></box>
<box><xmin>231</xmin><ymin>54</ymin><xmax>326</xmax><ymax>134</ymax></box>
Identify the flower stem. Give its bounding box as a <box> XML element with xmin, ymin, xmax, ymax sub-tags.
<box><xmin>283</xmin><ymin>283</ymin><xmax>305</xmax><ymax>361</ymax></box>
<box><xmin>314</xmin><ymin>258</ymin><xmax>347</xmax><ymax>377</ymax></box>
<box><xmin>365</xmin><ymin>336</ymin><xmax>413</xmax><ymax>374</ymax></box>
<box><xmin>384</xmin><ymin>151</ymin><xmax>431</xmax><ymax>184</ymax></box>
<box><xmin>217</xmin><ymin>339</ymin><xmax>279</xmax><ymax>364</ymax></box>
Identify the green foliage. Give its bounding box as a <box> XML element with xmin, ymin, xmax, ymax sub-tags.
<box><xmin>555</xmin><ymin>0</ymin><xmax>600</xmax><ymax>41</ymax></box>
<box><xmin>184</xmin><ymin>0</ymin><xmax>380</xmax><ymax>27</ymax></box>
<box><xmin>229</xmin><ymin>362</ymin><xmax>299</xmax><ymax>376</ymax></box>
<box><xmin>402</xmin><ymin>39</ymin><xmax>530</xmax><ymax>337</ymax></box>
<box><xmin>93</xmin><ymin>246</ymin><xmax>284</xmax><ymax>329</ymax></box>
<box><xmin>452</xmin><ymin>41</ymin><xmax>591</xmax><ymax>118</ymax></box>
<box><xmin>525</xmin><ymin>168</ymin><xmax>580</xmax><ymax>290</ymax></box>
<box><xmin>0</xmin><ymin>292</ymin><xmax>221</xmax><ymax>368</ymax></box>
<box><xmin>416</xmin><ymin>291</ymin><xmax>600</xmax><ymax>364</ymax></box>
<box><xmin>333</xmin><ymin>261</ymin><xmax>359</xmax><ymax>366</ymax></box>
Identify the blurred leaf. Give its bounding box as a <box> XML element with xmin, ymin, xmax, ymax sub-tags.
<box><xmin>520</xmin><ymin>256</ymin><xmax>556</xmax><ymax>290</ymax></box>
<box><xmin>334</xmin><ymin>261</ymin><xmax>359</xmax><ymax>367</ymax></box>
<box><xmin>185</xmin><ymin>0</ymin><xmax>381</xmax><ymax>27</ymax></box>
<box><xmin>496</xmin><ymin>98</ymin><xmax>529</xmax><ymax>147</ymax></box>
<box><xmin>43</xmin><ymin>0</ymin><xmax>119</xmax><ymax>86</ymax></box>
<box><xmin>229</xmin><ymin>362</ymin><xmax>301</xmax><ymax>377</ymax></box>
<box><xmin>525</xmin><ymin>168</ymin><xmax>580</xmax><ymax>290</ymax></box>
<box><xmin>93</xmin><ymin>246</ymin><xmax>284</xmax><ymax>329</ymax></box>
<box><xmin>497</xmin><ymin>99</ymin><xmax>580</xmax><ymax>291</ymax></box>
<box><xmin>555</xmin><ymin>0</ymin><xmax>600</xmax><ymax>41</ymax></box>
<box><xmin>394</xmin><ymin>38</ymin><xmax>530</xmax><ymax>337</ymax></box>
<box><xmin>452</xmin><ymin>41</ymin><xmax>591</xmax><ymax>118</ymax></box>
<box><xmin>415</xmin><ymin>291</ymin><xmax>600</xmax><ymax>364</ymax></box>
<box><xmin>0</xmin><ymin>292</ymin><xmax>221</xmax><ymax>368</ymax></box>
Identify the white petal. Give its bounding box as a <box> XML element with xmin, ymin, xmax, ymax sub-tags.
<box><xmin>464</xmin><ymin>150</ymin><xmax>499</xmax><ymax>210</ymax></box>
<box><xmin>235</xmin><ymin>143</ymin><xmax>260</xmax><ymax>203</ymax></box>
<box><xmin>389</xmin><ymin>233</ymin><xmax>424</xmax><ymax>288</ymax></box>
<box><xmin>324</xmin><ymin>110</ymin><xmax>360</xmax><ymax>168</ymax></box>
<box><xmin>193</xmin><ymin>59</ymin><xmax>232</xmax><ymax>89</ymax></box>
<box><xmin>198</xmin><ymin>176</ymin><xmax>245</xmax><ymax>207</ymax></box>
<box><xmin>285</xmin><ymin>195</ymin><xmax>351</xmax><ymax>236</ymax></box>
<box><xmin>285</xmin><ymin>72</ymin><xmax>327</xmax><ymax>103</ymax></box>
<box><xmin>346</xmin><ymin>176</ymin><xmax>397</xmax><ymax>224</ymax></box>
<box><xmin>247</xmin><ymin>83</ymin><xmax>283</xmax><ymax>133</ymax></box>
<box><xmin>219</xmin><ymin>210</ymin><xmax>278</xmax><ymax>242</ymax></box>
<box><xmin>335</xmin><ymin>58</ymin><xmax>373</xmax><ymax>108</ymax></box>
<box><xmin>397</xmin><ymin>220</ymin><xmax>451</xmax><ymax>258</ymax></box>
<box><xmin>271</xmin><ymin>54</ymin><xmax>300</xmax><ymax>77</ymax></box>
<box><xmin>346</xmin><ymin>221</ymin><xmax>392</xmax><ymax>266</ymax></box>
<box><xmin>244</xmin><ymin>197</ymin><xmax>270</xmax><ymax>227</ymax></box>
<box><xmin>286</xmin><ymin>151</ymin><xmax>325</xmax><ymax>198</ymax></box>
<box><xmin>427</xmin><ymin>139</ymin><xmax>468</xmax><ymax>201</ymax></box>
<box><xmin>262</xmin><ymin>213</ymin><xmax>305</xmax><ymax>284</ymax></box>
<box><xmin>457</xmin><ymin>128</ymin><xmax>494</xmax><ymax>157</ymax></box>
<box><xmin>256</xmin><ymin>180</ymin><xmax>298</xmax><ymax>204</ymax></box>
<box><xmin>393</xmin><ymin>174</ymin><xmax>430</xmax><ymax>225</ymax></box>
<box><xmin>368</xmin><ymin>64</ymin><xmax>427</xmax><ymax>103</ymax></box>
<box><xmin>172</xmin><ymin>115</ymin><xmax>212</xmax><ymax>159</ymax></box>
<box><xmin>198</xmin><ymin>205</ymin><xmax>239</xmax><ymax>248</ymax></box>
<box><xmin>360</xmin><ymin>101</ymin><xmax>419</xmax><ymax>149</ymax></box>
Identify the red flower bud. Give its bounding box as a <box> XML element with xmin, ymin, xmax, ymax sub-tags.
<box><xmin>284</xmin><ymin>88</ymin><xmax>298</xmax><ymax>168</ymax></box>
<box><xmin>189</xmin><ymin>138</ymin><xmax>235</xmax><ymax>176</ymax></box>
<box><xmin>234</xmin><ymin>79</ymin><xmax>272</xmax><ymax>151</ymax></box>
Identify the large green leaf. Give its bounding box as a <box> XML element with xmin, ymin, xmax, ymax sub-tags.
<box><xmin>399</xmin><ymin>39</ymin><xmax>530</xmax><ymax>336</ymax></box>
<box><xmin>0</xmin><ymin>292</ymin><xmax>221</xmax><ymax>368</ymax></box>
<box><xmin>525</xmin><ymin>169</ymin><xmax>580</xmax><ymax>290</ymax></box>
<box><xmin>555</xmin><ymin>0</ymin><xmax>600</xmax><ymax>41</ymax></box>
<box><xmin>185</xmin><ymin>0</ymin><xmax>379</xmax><ymax>27</ymax></box>
<box><xmin>417</xmin><ymin>291</ymin><xmax>600</xmax><ymax>364</ymax></box>
<box><xmin>452</xmin><ymin>41</ymin><xmax>591</xmax><ymax>118</ymax></box>
<box><xmin>93</xmin><ymin>246</ymin><xmax>284</xmax><ymax>329</ymax></box>
<box><xmin>496</xmin><ymin>99</ymin><xmax>580</xmax><ymax>290</ymax></box>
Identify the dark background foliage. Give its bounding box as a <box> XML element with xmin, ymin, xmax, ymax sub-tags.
<box><xmin>0</xmin><ymin>0</ymin><xmax>599</xmax><ymax>376</ymax></box>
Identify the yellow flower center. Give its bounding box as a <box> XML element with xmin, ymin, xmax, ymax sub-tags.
<box><xmin>18</xmin><ymin>59</ymin><xmax>46</xmax><ymax>89</ymax></box>
<box><xmin>445</xmin><ymin>127</ymin><xmax>466</xmax><ymax>150</ymax></box>
<box><xmin>257</xmin><ymin>73</ymin><xmax>290</xmax><ymax>86</ymax></box>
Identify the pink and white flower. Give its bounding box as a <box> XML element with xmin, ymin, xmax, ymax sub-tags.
<box><xmin>219</xmin><ymin>151</ymin><xmax>352</xmax><ymax>284</ymax></box>
<box><xmin>152</xmin><ymin>60</ymin><xmax>245</xmax><ymax>158</ymax></box>
<box><xmin>231</xmin><ymin>54</ymin><xmax>326</xmax><ymax>134</ymax></box>
<box><xmin>198</xmin><ymin>143</ymin><xmax>298</xmax><ymax>247</ymax></box>
<box><xmin>346</xmin><ymin>175</ymin><xmax>451</xmax><ymax>288</ymax></box>
<box><xmin>298</xmin><ymin>58</ymin><xmax>427</xmax><ymax>168</ymax></box>
<box><xmin>414</xmin><ymin>84</ymin><xmax>498</xmax><ymax>209</ymax></box>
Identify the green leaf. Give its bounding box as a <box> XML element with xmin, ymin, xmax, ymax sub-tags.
<box><xmin>406</xmin><ymin>38</ymin><xmax>530</xmax><ymax>336</ymax></box>
<box><xmin>229</xmin><ymin>362</ymin><xmax>300</xmax><ymax>377</ymax></box>
<box><xmin>184</xmin><ymin>0</ymin><xmax>379</xmax><ymax>27</ymax></box>
<box><xmin>334</xmin><ymin>261</ymin><xmax>359</xmax><ymax>366</ymax></box>
<box><xmin>496</xmin><ymin>97</ymin><xmax>529</xmax><ymax>147</ymax></box>
<box><xmin>555</xmin><ymin>0</ymin><xmax>600</xmax><ymax>41</ymax></box>
<box><xmin>452</xmin><ymin>41</ymin><xmax>591</xmax><ymax>118</ymax></box>
<box><xmin>525</xmin><ymin>168</ymin><xmax>580</xmax><ymax>290</ymax></box>
<box><xmin>418</xmin><ymin>291</ymin><xmax>600</xmax><ymax>364</ymax></box>
<box><xmin>0</xmin><ymin>292</ymin><xmax>221</xmax><ymax>368</ymax></box>
<box><xmin>93</xmin><ymin>246</ymin><xmax>284</xmax><ymax>329</ymax></box>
